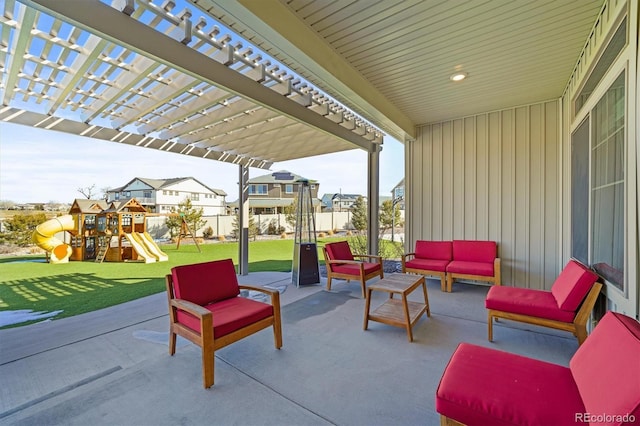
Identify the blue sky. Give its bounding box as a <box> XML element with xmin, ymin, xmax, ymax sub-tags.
<box><xmin>0</xmin><ymin>122</ymin><xmax>404</xmax><ymax>204</ymax></box>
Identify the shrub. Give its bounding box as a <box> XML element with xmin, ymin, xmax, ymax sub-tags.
<box><xmin>202</xmin><ymin>226</ymin><xmax>214</xmax><ymax>239</ymax></box>
<box><xmin>218</xmin><ymin>235</ymin><xmax>226</xmax><ymax>242</ymax></box>
<box><xmin>318</xmin><ymin>232</ymin><xmax>326</xmax><ymax>238</ymax></box>
<box><xmin>280</xmin><ymin>232</ymin><xmax>287</xmax><ymax>239</ymax></box>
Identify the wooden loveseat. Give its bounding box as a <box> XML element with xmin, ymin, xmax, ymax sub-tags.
<box><xmin>402</xmin><ymin>240</ymin><xmax>500</xmax><ymax>292</ymax></box>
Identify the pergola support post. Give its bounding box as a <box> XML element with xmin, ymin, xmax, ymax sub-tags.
<box><xmin>238</xmin><ymin>165</ymin><xmax>249</xmax><ymax>275</ymax></box>
<box><xmin>367</xmin><ymin>144</ymin><xmax>381</xmax><ymax>256</ymax></box>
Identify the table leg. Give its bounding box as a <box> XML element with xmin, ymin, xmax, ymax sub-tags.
<box><xmin>402</xmin><ymin>293</ymin><xmax>413</xmax><ymax>342</ymax></box>
<box><xmin>363</xmin><ymin>288</ymin><xmax>372</xmax><ymax>330</ymax></box>
<box><xmin>422</xmin><ymin>279</ymin><xmax>431</xmax><ymax>317</ymax></box>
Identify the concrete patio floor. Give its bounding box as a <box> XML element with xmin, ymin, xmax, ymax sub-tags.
<box><xmin>0</xmin><ymin>273</ymin><xmax>581</xmax><ymax>426</ymax></box>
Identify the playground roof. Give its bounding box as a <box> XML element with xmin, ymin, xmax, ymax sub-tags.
<box><xmin>69</xmin><ymin>199</ymin><xmax>109</xmax><ymax>214</ymax></box>
<box><xmin>0</xmin><ymin>0</ymin><xmax>384</xmax><ymax>171</ymax></box>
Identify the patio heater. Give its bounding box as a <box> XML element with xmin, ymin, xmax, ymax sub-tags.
<box><xmin>291</xmin><ymin>179</ymin><xmax>320</xmax><ymax>287</ymax></box>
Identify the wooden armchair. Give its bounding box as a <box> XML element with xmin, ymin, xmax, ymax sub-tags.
<box><xmin>322</xmin><ymin>240</ymin><xmax>383</xmax><ymax>298</ymax></box>
<box><xmin>166</xmin><ymin>258</ymin><xmax>282</xmax><ymax>388</ymax></box>
<box><xmin>486</xmin><ymin>259</ymin><xmax>601</xmax><ymax>345</ymax></box>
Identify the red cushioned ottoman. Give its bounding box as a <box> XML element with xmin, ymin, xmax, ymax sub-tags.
<box><xmin>436</xmin><ymin>343</ymin><xmax>585</xmax><ymax>426</ymax></box>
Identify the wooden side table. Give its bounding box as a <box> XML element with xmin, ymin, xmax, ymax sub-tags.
<box><xmin>363</xmin><ymin>273</ymin><xmax>431</xmax><ymax>342</ymax></box>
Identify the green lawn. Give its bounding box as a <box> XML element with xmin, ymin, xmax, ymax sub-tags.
<box><xmin>0</xmin><ymin>236</ymin><xmax>402</xmax><ymax>329</ymax></box>
<box><xmin>0</xmin><ymin>239</ymin><xmax>302</xmax><ymax>329</ymax></box>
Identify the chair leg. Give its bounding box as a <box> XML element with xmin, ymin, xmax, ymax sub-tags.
<box><xmin>360</xmin><ymin>277</ymin><xmax>367</xmax><ymax>298</ymax></box>
<box><xmin>326</xmin><ymin>275</ymin><xmax>332</xmax><ymax>291</ymax></box>
<box><xmin>487</xmin><ymin>312</ymin><xmax>494</xmax><ymax>342</ymax></box>
<box><xmin>440</xmin><ymin>275</ymin><xmax>446</xmax><ymax>292</ymax></box>
<box><xmin>202</xmin><ymin>345</ymin><xmax>214</xmax><ymax>389</ymax></box>
<box><xmin>447</xmin><ymin>274</ymin><xmax>454</xmax><ymax>292</ymax></box>
<box><xmin>168</xmin><ymin>330</ymin><xmax>177</xmax><ymax>355</ymax></box>
<box><xmin>273</xmin><ymin>315</ymin><xmax>283</xmax><ymax>349</ymax></box>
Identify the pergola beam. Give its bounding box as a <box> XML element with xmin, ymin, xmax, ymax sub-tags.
<box><xmin>24</xmin><ymin>0</ymin><xmax>379</xmax><ymax>153</ymax></box>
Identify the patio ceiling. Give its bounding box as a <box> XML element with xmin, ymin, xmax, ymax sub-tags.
<box><xmin>0</xmin><ymin>0</ymin><xmax>384</xmax><ymax>170</ymax></box>
<box><xmin>203</xmin><ymin>0</ymin><xmax>605</xmax><ymax>142</ymax></box>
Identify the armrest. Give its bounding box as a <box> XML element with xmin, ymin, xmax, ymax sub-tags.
<box><xmin>353</xmin><ymin>254</ymin><xmax>383</xmax><ymax>264</ymax></box>
<box><xmin>239</xmin><ymin>285</ymin><xmax>281</xmax><ymax>309</ymax></box>
<box><xmin>171</xmin><ymin>298</ymin><xmax>211</xmax><ymax>318</ymax></box>
<box><xmin>327</xmin><ymin>259</ymin><xmax>364</xmax><ymax>266</ymax></box>
<box><xmin>402</xmin><ymin>253</ymin><xmax>416</xmax><ymax>263</ymax></box>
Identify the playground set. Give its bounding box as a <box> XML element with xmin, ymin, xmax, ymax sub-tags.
<box><xmin>32</xmin><ymin>198</ymin><xmax>186</xmax><ymax>264</ymax></box>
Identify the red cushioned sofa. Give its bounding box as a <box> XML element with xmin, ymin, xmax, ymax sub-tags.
<box><xmin>436</xmin><ymin>310</ymin><xmax>640</xmax><ymax>426</ymax></box>
<box><xmin>486</xmin><ymin>259</ymin><xmax>602</xmax><ymax>345</ymax></box>
<box><xmin>402</xmin><ymin>240</ymin><xmax>500</xmax><ymax>292</ymax></box>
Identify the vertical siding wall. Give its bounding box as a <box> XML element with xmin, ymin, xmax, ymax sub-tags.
<box><xmin>408</xmin><ymin>100</ymin><xmax>561</xmax><ymax>289</ymax></box>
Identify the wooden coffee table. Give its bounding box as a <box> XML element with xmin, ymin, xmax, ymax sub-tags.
<box><xmin>363</xmin><ymin>273</ymin><xmax>430</xmax><ymax>342</ymax></box>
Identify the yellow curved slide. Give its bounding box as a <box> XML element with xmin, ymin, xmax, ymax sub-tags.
<box><xmin>32</xmin><ymin>215</ymin><xmax>75</xmax><ymax>264</ymax></box>
<box><xmin>139</xmin><ymin>232</ymin><xmax>168</xmax><ymax>261</ymax></box>
<box><xmin>124</xmin><ymin>233</ymin><xmax>156</xmax><ymax>263</ymax></box>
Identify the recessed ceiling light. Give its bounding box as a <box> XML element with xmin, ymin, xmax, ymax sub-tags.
<box><xmin>450</xmin><ymin>72</ymin><xmax>468</xmax><ymax>82</ymax></box>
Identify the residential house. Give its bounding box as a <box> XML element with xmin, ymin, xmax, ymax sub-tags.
<box><xmin>320</xmin><ymin>193</ymin><xmax>364</xmax><ymax>212</ymax></box>
<box><xmin>229</xmin><ymin>170</ymin><xmax>320</xmax><ymax>214</ymax></box>
<box><xmin>391</xmin><ymin>179</ymin><xmax>405</xmax><ymax>210</ymax></box>
<box><xmin>106</xmin><ymin>177</ymin><xmax>226</xmax><ymax>215</ymax></box>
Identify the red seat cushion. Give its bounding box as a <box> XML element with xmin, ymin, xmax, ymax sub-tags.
<box><xmin>405</xmin><ymin>258</ymin><xmax>449</xmax><ymax>272</ymax></box>
<box><xmin>325</xmin><ymin>241</ymin><xmax>354</xmax><ymax>261</ymax></box>
<box><xmin>415</xmin><ymin>240</ymin><xmax>452</xmax><ymax>261</ymax></box>
<box><xmin>446</xmin><ymin>260</ymin><xmax>494</xmax><ymax>277</ymax></box>
<box><xmin>452</xmin><ymin>240</ymin><xmax>497</xmax><ymax>263</ymax></box>
<box><xmin>332</xmin><ymin>262</ymin><xmax>381</xmax><ymax>276</ymax></box>
<box><xmin>172</xmin><ymin>259</ymin><xmax>240</xmax><ymax>305</ymax></box>
<box><xmin>570</xmin><ymin>311</ymin><xmax>640</xmax><ymax>425</ymax></box>
<box><xmin>551</xmin><ymin>260</ymin><xmax>599</xmax><ymax>312</ymax></box>
<box><xmin>176</xmin><ymin>297</ymin><xmax>273</xmax><ymax>339</ymax></box>
<box><xmin>436</xmin><ymin>343</ymin><xmax>585</xmax><ymax>426</ymax></box>
<box><xmin>485</xmin><ymin>286</ymin><xmax>576</xmax><ymax>323</ymax></box>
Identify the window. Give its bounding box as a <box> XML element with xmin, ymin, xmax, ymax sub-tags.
<box><xmin>143</xmin><ymin>190</ymin><xmax>152</xmax><ymax>198</ymax></box>
<box><xmin>249</xmin><ymin>184</ymin><xmax>267</xmax><ymax>194</ymax></box>
<box><xmin>285</xmin><ymin>184</ymin><xmax>293</xmax><ymax>194</ymax></box>
<box><xmin>590</xmin><ymin>71</ymin><xmax>625</xmax><ymax>289</ymax></box>
<box><xmin>575</xmin><ymin>18</ymin><xmax>627</xmax><ymax>115</ymax></box>
<box><xmin>191</xmin><ymin>193</ymin><xmax>199</xmax><ymax>201</ymax></box>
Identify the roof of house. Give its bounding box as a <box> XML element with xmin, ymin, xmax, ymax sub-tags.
<box><xmin>227</xmin><ymin>198</ymin><xmax>321</xmax><ymax>208</ymax></box>
<box><xmin>110</xmin><ymin>177</ymin><xmax>227</xmax><ymax>196</ymax></box>
<box><xmin>248</xmin><ymin>170</ymin><xmax>317</xmax><ymax>185</ymax></box>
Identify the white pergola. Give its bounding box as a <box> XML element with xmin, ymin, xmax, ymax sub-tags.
<box><xmin>1</xmin><ymin>0</ymin><xmax>387</xmax><ymax>271</ymax></box>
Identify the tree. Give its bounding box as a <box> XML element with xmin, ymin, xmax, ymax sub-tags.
<box><xmin>379</xmin><ymin>199</ymin><xmax>403</xmax><ymax>232</ymax></box>
<box><xmin>0</xmin><ymin>212</ymin><xmax>48</xmax><ymax>246</ymax></box>
<box><xmin>283</xmin><ymin>196</ymin><xmax>298</xmax><ymax>230</ymax></box>
<box><xmin>231</xmin><ymin>210</ymin><xmax>258</xmax><ymax>240</ymax></box>
<box><xmin>164</xmin><ymin>198</ymin><xmax>206</xmax><ymax>238</ymax></box>
<box><xmin>77</xmin><ymin>184</ymin><xmax>98</xmax><ymax>199</ymax></box>
<box><xmin>350</xmin><ymin>196</ymin><xmax>367</xmax><ymax>231</ymax></box>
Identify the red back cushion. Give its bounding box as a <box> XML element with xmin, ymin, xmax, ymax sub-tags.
<box><xmin>452</xmin><ymin>240</ymin><xmax>497</xmax><ymax>263</ymax></box>
<box><xmin>570</xmin><ymin>311</ymin><xmax>640</xmax><ymax>425</ymax></box>
<box><xmin>551</xmin><ymin>260</ymin><xmax>599</xmax><ymax>312</ymax></box>
<box><xmin>326</xmin><ymin>241</ymin><xmax>354</xmax><ymax>261</ymax></box>
<box><xmin>415</xmin><ymin>240</ymin><xmax>452</xmax><ymax>261</ymax></box>
<box><xmin>171</xmin><ymin>259</ymin><xmax>240</xmax><ymax>306</ymax></box>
